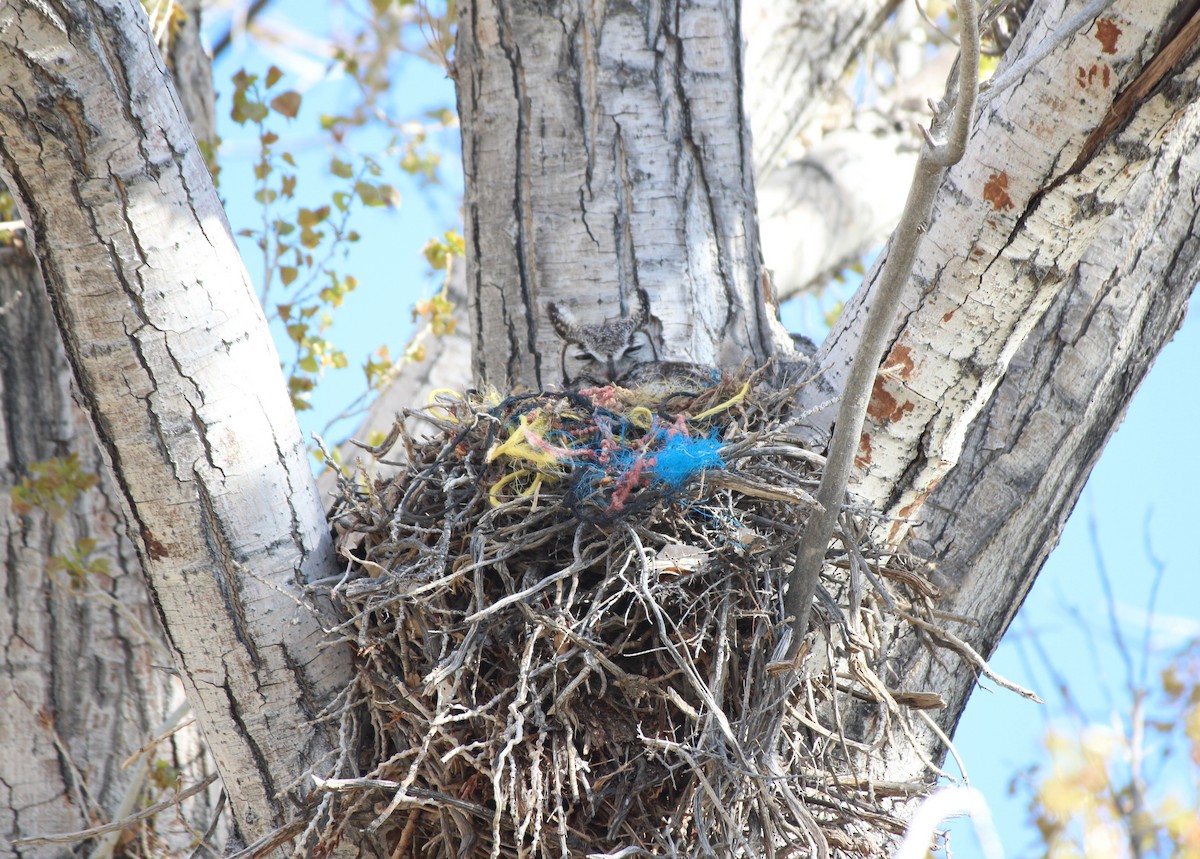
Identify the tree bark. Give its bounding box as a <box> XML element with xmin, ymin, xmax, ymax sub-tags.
<box><xmin>1</xmin><ymin>246</ymin><xmax>221</xmax><ymax>857</ymax></box>
<box><xmin>456</xmin><ymin>0</ymin><xmax>795</xmax><ymax>391</ymax></box>
<box><xmin>4</xmin><ymin>0</ymin><xmax>1200</xmax><ymax>853</ymax></box>
<box><xmin>1</xmin><ymin>4</ymin><xmax>222</xmax><ymax>855</ymax></box>
<box><xmin>887</xmin><ymin>100</ymin><xmax>1200</xmax><ymax>782</ymax></box>
<box><xmin>0</xmin><ymin>0</ymin><xmax>351</xmax><ymax>849</ymax></box>
<box><xmin>742</xmin><ymin>0</ymin><xmax>899</xmax><ymax>177</ymax></box>
<box><xmin>797</xmin><ymin>0</ymin><xmax>1200</xmax><ymax>782</ymax></box>
<box><xmin>803</xmin><ymin>0</ymin><xmax>1200</xmax><ymax>541</ymax></box>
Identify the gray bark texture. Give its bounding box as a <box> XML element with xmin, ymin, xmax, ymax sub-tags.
<box><xmin>796</xmin><ymin>0</ymin><xmax>1200</xmax><ymax>779</ymax></box>
<box><xmin>0</xmin><ymin>3</ymin><xmax>221</xmax><ymax>855</ymax></box>
<box><xmin>456</xmin><ymin>0</ymin><xmax>796</xmax><ymax>392</ymax></box>
<box><xmin>893</xmin><ymin>110</ymin><xmax>1200</xmax><ymax>780</ymax></box>
<box><xmin>0</xmin><ymin>0</ymin><xmax>352</xmax><ymax>852</ymax></box>
<box><xmin>0</xmin><ymin>247</ymin><xmax>221</xmax><ymax>856</ymax></box>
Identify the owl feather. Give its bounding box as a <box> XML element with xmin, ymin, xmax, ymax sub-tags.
<box><xmin>547</xmin><ymin>288</ymin><xmax>654</xmax><ymax>387</ymax></box>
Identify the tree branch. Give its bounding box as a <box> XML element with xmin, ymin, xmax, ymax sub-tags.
<box><xmin>782</xmin><ymin>0</ymin><xmax>980</xmax><ymax>657</ymax></box>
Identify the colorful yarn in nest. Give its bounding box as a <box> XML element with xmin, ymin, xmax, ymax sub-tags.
<box><xmin>481</xmin><ymin>388</ymin><xmax>737</xmax><ymax>522</ymax></box>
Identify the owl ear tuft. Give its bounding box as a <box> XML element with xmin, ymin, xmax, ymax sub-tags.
<box><xmin>630</xmin><ymin>288</ymin><xmax>650</xmax><ymax>329</ymax></box>
<box><xmin>547</xmin><ymin>301</ymin><xmax>577</xmax><ymax>340</ymax></box>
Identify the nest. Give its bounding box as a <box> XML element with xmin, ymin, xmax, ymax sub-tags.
<box><xmin>313</xmin><ymin>372</ymin><xmax>963</xmax><ymax>858</ymax></box>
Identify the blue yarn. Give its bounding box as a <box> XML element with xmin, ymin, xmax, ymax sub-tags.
<box><xmin>653</xmin><ymin>435</ymin><xmax>725</xmax><ymax>489</ymax></box>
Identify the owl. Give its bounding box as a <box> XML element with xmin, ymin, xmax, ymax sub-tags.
<box><xmin>547</xmin><ymin>288</ymin><xmax>657</xmax><ymax>387</ymax></box>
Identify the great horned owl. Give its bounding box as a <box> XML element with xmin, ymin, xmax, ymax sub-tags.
<box><xmin>547</xmin><ymin>288</ymin><xmax>657</xmax><ymax>387</ymax></box>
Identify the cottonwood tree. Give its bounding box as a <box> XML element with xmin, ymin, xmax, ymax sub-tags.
<box><xmin>1</xmin><ymin>0</ymin><xmax>1198</xmax><ymax>856</ymax></box>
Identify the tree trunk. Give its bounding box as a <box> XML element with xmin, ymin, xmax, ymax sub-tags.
<box><xmin>456</xmin><ymin>0</ymin><xmax>796</xmax><ymax>391</ymax></box>
<box><xmin>0</xmin><ymin>3</ymin><xmax>222</xmax><ymax>855</ymax></box>
<box><xmin>887</xmin><ymin>102</ymin><xmax>1200</xmax><ymax>782</ymax></box>
<box><xmin>796</xmin><ymin>0</ymin><xmax>1200</xmax><ymax>781</ymax></box>
<box><xmin>803</xmin><ymin>0</ymin><xmax>1200</xmax><ymax>537</ymax></box>
<box><xmin>4</xmin><ymin>0</ymin><xmax>1200</xmax><ymax>854</ymax></box>
<box><xmin>0</xmin><ymin>246</ymin><xmax>221</xmax><ymax>857</ymax></box>
<box><xmin>0</xmin><ymin>1</ymin><xmax>353</xmax><ymax>850</ymax></box>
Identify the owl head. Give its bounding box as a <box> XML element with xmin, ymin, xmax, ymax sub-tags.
<box><xmin>547</xmin><ymin>288</ymin><xmax>655</xmax><ymax>387</ymax></box>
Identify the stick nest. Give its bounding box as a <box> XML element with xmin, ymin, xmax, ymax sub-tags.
<box><xmin>317</xmin><ymin>373</ymin><xmax>953</xmax><ymax>858</ymax></box>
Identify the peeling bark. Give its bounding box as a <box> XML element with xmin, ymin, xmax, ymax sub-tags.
<box><xmin>889</xmin><ymin>108</ymin><xmax>1200</xmax><ymax>779</ymax></box>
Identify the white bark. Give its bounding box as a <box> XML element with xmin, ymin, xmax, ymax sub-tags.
<box><xmin>456</xmin><ymin>0</ymin><xmax>795</xmax><ymax>391</ymax></box>
<box><xmin>786</xmin><ymin>0</ymin><xmax>1200</xmax><ymax>779</ymax></box>
<box><xmin>329</xmin><ymin>6</ymin><xmax>916</xmax><ymax>473</ymax></box>
<box><xmin>883</xmin><ymin>99</ymin><xmax>1200</xmax><ymax>781</ymax></box>
<box><xmin>742</xmin><ymin>0</ymin><xmax>898</xmax><ymax>177</ymax></box>
<box><xmin>803</xmin><ymin>0</ymin><xmax>1199</xmax><ymax>543</ymax></box>
<box><xmin>3</xmin><ymin>0</ymin><xmax>1198</xmax><ymax>853</ymax></box>
<box><xmin>0</xmin><ymin>249</ymin><xmax>220</xmax><ymax>856</ymax></box>
<box><xmin>0</xmin><ymin>0</ymin><xmax>350</xmax><ymax>848</ymax></box>
<box><xmin>760</xmin><ymin>128</ymin><xmax>918</xmax><ymax>299</ymax></box>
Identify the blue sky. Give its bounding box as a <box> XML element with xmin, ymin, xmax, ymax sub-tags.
<box><xmin>210</xmin><ymin>9</ymin><xmax>1199</xmax><ymax>853</ymax></box>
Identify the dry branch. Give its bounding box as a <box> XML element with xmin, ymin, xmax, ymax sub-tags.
<box><xmin>301</xmin><ymin>375</ymin><xmax>1026</xmax><ymax>856</ymax></box>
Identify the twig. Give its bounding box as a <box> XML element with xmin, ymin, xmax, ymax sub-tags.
<box><xmin>12</xmin><ymin>774</ymin><xmax>219</xmax><ymax>847</ymax></box>
<box><xmin>899</xmin><ymin>608</ymin><xmax>1042</xmax><ymax>702</ymax></box>
<box><xmin>783</xmin><ymin>0</ymin><xmax>981</xmax><ymax>659</ymax></box>
<box><xmin>1090</xmin><ymin>505</ymin><xmax>1136</xmax><ymax>697</ymax></box>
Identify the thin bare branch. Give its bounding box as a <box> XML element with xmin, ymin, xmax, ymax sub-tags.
<box><xmin>783</xmin><ymin>0</ymin><xmax>980</xmax><ymax>657</ymax></box>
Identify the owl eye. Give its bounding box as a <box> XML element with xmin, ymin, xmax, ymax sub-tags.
<box><xmin>572</xmin><ymin>350</ymin><xmax>598</xmax><ymax>362</ymax></box>
<box><xmin>619</xmin><ymin>341</ymin><xmax>645</xmax><ymax>359</ymax></box>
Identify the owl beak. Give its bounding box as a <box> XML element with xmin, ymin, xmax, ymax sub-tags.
<box><xmin>606</xmin><ymin>356</ymin><xmax>618</xmax><ymax>382</ymax></box>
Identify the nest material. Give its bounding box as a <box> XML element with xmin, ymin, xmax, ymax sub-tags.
<box><xmin>317</xmin><ymin>374</ymin><xmax>954</xmax><ymax>858</ymax></box>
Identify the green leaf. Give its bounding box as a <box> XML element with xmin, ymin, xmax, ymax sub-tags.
<box><xmin>355</xmin><ymin>181</ymin><xmax>383</xmax><ymax>207</ymax></box>
<box><xmin>330</xmin><ymin>158</ymin><xmax>354</xmax><ymax>179</ymax></box>
<box><xmin>297</xmin><ymin>206</ymin><xmax>330</xmax><ymax>227</ymax></box>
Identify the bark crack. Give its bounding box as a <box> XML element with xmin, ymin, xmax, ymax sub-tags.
<box><xmin>496</xmin><ymin>1</ymin><xmax>542</xmax><ymax>389</ymax></box>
